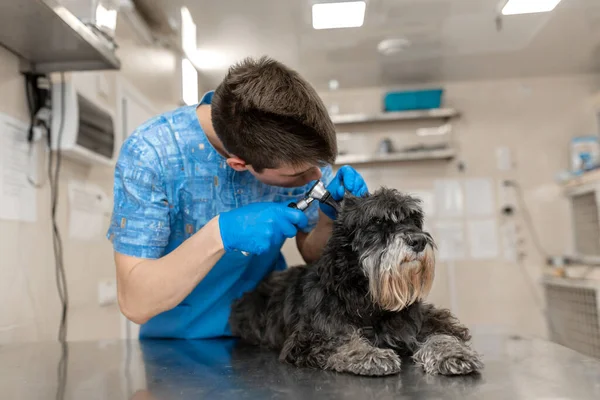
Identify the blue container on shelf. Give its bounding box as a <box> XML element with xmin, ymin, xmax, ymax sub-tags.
<box><xmin>384</xmin><ymin>89</ymin><xmax>444</xmax><ymax>112</ymax></box>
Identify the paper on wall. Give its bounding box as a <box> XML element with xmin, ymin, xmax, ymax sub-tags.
<box><xmin>434</xmin><ymin>179</ymin><xmax>463</xmax><ymax>218</ymax></box>
<box><xmin>68</xmin><ymin>180</ymin><xmax>111</xmax><ymax>241</ymax></box>
<box><xmin>467</xmin><ymin>219</ymin><xmax>499</xmax><ymax>259</ymax></box>
<box><xmin>0</xmin><ymin>113</ymin><xmax>37</xmax><ymax>222</ymax></box>
<box><xmin>464</xmin><ymin>178</ymin><xmax>495</xmax><ymax>217</ymax></box>
<box><xmin>434</xmin><ymin>220</ymin><xmax>466</xmax><ymax>261</ymax></box>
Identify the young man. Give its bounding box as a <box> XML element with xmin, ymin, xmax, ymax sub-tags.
<box><xmin>108</xmin><ymin>57</ymin><xmax>368</xmax><ymax>339</ymax></box>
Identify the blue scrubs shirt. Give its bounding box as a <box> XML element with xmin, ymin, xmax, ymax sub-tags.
<box><xmin>107</xmin><ymin>91</ymin><xmax>333</xmax><ymax>339</ymax></box>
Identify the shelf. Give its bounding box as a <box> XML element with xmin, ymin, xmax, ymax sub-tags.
<box><xmin>561</xmin><ymin>169</ymin><xmax>600</xmax><ymax>191</ymax></box>
<box><xmin>0</xmin><ymin>0</ymin><xmax>121</xmax><ymax>73</ymax></box>
<box><xmin>335</xmin><ymin>148</ymin><xmax>456</xmax><ymax>165</ymax></box>
<box><xmin>330</xmin><ymin>108</ymin><xmax>459</xmax><ymax>125</ymax></box>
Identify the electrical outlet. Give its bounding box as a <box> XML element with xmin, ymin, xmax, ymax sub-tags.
<box><xmin>98</xmin><ymin>279</ymin><xmax>117</xmax><ymax>307</ymax></box>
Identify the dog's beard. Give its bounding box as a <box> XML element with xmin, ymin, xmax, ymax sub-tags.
<box><xmin>360</xmin><ymin>234</ymin><xmax>435</xmax><ymax>311</ymax></box>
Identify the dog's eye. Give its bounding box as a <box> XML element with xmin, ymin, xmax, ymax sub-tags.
<box><xmin>373</xmin><ymin>217</ymin><xmax>383</xmax><ymax>225</ymax></box>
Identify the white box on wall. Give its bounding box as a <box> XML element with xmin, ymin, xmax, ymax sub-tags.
<box><xmin>51</xmin><ymin>78</ymin><xmax>116</xmax><ymax>166</ymax></box>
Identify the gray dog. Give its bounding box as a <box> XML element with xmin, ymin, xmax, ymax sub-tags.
<box><xmin>229</xmin><ymin>188</ymin><xmax>483</xmax><ymax>376</ymax></box>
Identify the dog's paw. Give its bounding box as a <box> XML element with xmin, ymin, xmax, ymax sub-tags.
<box><xmin>435</xmin><ymin>351</ymin><xmax>483</xmax><ymax>376</ymax></box>
<box><xmin>413</xmin><ymin>334</ymin><xmax>483</xmax><ymax>376</ymax></box>
<box><xmin>328</xmin><ymin>347</ymin><xmax>402</xmax><ymax>376</ymax></box>
<box><xmin>347</xmin><ymin>347</ymin><xmax>402</xmax><ymax>376</ymax></box>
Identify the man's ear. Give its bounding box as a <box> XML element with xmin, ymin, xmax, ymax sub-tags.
<box><xmin>226</xmin><ymin>156</ymin><xmax>247</xmax><ymax>172</ymax></box>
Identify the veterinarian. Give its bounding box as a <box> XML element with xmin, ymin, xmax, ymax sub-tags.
<box><xmin>107</xmin><ymin>57</ymin><xmax>368</xmax><ymax>339</ymax></box>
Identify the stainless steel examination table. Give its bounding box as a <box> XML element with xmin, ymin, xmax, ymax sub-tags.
<box><xmin>1</xmin><ymin>334</ymin><xmax>599</xmax><ymax>399</ymax></box>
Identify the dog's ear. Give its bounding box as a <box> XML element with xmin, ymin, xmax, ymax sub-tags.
<box><xmin>339</xmin><ymin>191</ymin><xmax>362</xmax><ymax>210</ymax></box>
<box><xmin>341</xmin><ymin>189</ymin><xmax>370</xmax><ymax>203</ymax></box>
<box><xmin>336</xmin><ymin>192</ymin><xmax>367</xmax><ymax>224</ymax></box>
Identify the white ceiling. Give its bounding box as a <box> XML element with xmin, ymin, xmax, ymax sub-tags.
<box><xmin>119</xmin><ymin>0</ymin><xmax>600</xmax><ymax>91</ymax></box>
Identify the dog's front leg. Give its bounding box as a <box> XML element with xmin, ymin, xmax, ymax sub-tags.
<box><xmin>280</xmin><ymin>330</ymin><xmax>401</xmax><ymax>376</ymax></box>
<box><xmin>413</xmin><ymin>334</ymin><xmax>482</xmax><ymax>376</ymax></box>
<box><xmin>413</xmin><ymin>305</ymin><xmax>483</xmax><ymax>376</ymax></box>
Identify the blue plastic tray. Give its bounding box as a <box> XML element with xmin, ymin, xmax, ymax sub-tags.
<box><xmin>384</xmin><ymin>89</ymin><xmax>443</xmax><ymax>111</ymax></box>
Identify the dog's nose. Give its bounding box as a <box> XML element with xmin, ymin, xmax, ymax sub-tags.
<box><xmin>410</xmin><ymin>237</ymin><xmax>427</xmax><ymax>253</ymax></box>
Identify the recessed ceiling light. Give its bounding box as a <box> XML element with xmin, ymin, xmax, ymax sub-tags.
<box><xmin>95</xmin><ymin>3</ymin><xmax>118</xmax><ymax>33</ymax></box>
<box><xmin>181</xmin><ymin>58</ymin><xmax>198</xmax><ymax>105</ymax></box>
<box><xmin>377</xmin><ymin>38</ymin><xmax>410</xmax><ymax>56</ymax></box>
<box><xmin>181</xmin><ymin>7</ymin><xmax>197</xmax><ymax>58</ymax></box>
<box><xmin>328</xmin><ymin>79</ymin><xmax>339</xmax><ymax>90</ymax></box>
<box><xmin>191</xmin><ymin>49</ymin><xmax>229</xmax><ymax>70</ymax></box>
<box><xmin>502</xmin><ymin>0</ymin><xmax>562</xmax><ymax>16</ymax></box>
<box><xmin>312</xmin><ymin>1</ymin><xmax>366</xmax><ymax>30</ymax></box>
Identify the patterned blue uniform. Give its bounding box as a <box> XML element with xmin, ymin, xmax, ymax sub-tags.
<box><xmin>107</xmin><ymin>91</ymin><xmax>333</xmax><ymax>339</ymax></box>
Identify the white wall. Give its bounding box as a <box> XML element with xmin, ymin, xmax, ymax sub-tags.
<box><xmin>0</xmin><ymin>47</ymin><xmax>112</xmax><ymax>342</ymax></box>
<box><xmin>284</xmin><ymin>74</ymin><xmax>600</xmax><ymax>338</ymax></box>
<box><xmin>0</xmin><ymin>38</ymin><xmax>176</xmax><ymax>343</ymax></box>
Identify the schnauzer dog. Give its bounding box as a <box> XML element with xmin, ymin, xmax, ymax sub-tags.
<box><xmin>229</xmin><ymin>188</ymin><xmax>483</xmax><ymax>376</ymax></box>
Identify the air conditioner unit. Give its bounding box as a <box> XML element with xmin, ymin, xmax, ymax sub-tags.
<box><xmin>51</xmin><ymin>79</ymin><xmax>116</xmax><ymax>166</ymax></box>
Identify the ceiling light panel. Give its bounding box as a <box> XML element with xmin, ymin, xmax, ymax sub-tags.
<box><xmin>312</xmin><ymin>1</ymin><xmax>366</xmax><ymax>30</ymax></box>
<box><xmin>502</xmin><ymin>0</ymin><xmax>562</xmax><ymax>16</ymax></box>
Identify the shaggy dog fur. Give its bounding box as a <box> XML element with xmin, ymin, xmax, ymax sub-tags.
<box><xmin>229</xmin><ymin>188</ymin><xmax>483</xmax><ymax>376</ymax></box>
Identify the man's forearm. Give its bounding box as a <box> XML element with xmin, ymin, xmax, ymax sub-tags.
<box><xmin>297</xmin><ymin>210</ymin><xmax>334</xmax><ymax>263</ymax></box>
<box><xmin>116</xmin><ymin>217</ymin><xmax>225</xmax><ymax>324</ymax></box>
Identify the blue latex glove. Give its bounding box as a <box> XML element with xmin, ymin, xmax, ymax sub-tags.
<box><xmin>219</xmin><ymin>202</ymin><xmax>308</xmax><ymax>255</ymax></box>
<box><xmin>320</xmin><ymin>165</ymin><xmax>368</xmax><ymax>220</ymax></box>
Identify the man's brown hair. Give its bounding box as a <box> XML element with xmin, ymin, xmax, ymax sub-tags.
<box><xmin>211</xmin><ymin>56</ymin><xmax>337</xmax><ymax>172</ymax></box>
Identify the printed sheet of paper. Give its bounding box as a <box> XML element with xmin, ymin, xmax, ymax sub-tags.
<box><xmin>464</xmin><ymin>178</ymin><xmax>495</xmax><ymax>217</ymax></box>
<box><xmin>467</xmin><ymin>219</ymin><xmax>499</xmax><ymax>259</ymax></box>
<box><xmin>434</xmin><ymin>180</ymin><xmax>464</xmax><ymax>218</ymax></box>
<box><xmin>68</xmin><ymin>180</ymin><xmax>111</xmax><ymax>241</ymax></box>
<box><xmin>434</xmin><ymin>221</ymin><xmax>466</xmax><ymax>261</ymax></box>
<box><xmin>0</xmin><ymin>113</ymin><xmax>37</xmax><ymax>222</ymax></box>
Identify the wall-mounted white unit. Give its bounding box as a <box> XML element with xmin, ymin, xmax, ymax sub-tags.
<box><xmin>51</xmin><ymin>79</ymin><xmax>116</xmax><ymax>166</ymax></box>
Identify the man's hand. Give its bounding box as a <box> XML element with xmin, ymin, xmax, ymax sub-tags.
<box><xmin>219</xmin><ymin>202</ymin><xmax>309</xmax><ymax>255</ymax></box>
<box><xmin>320</xmin><ymin>165</ymin><xmax>368</xmax><ymax>220</ymax></box>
